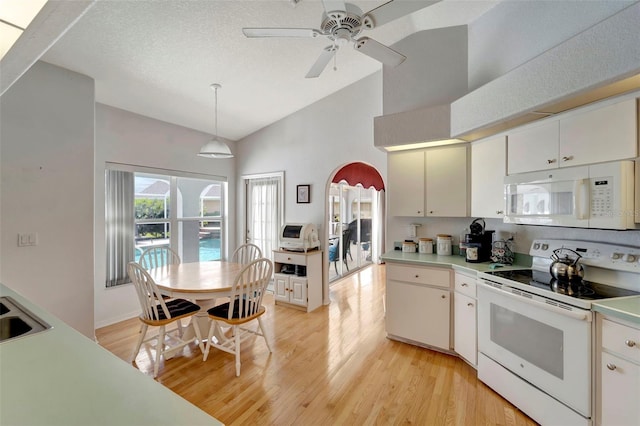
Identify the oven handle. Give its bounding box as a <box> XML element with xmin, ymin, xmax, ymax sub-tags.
<box><xmin>478</xmin><ymin>280</ymin><xmax>593</xmax><ymax>322</ymax></box>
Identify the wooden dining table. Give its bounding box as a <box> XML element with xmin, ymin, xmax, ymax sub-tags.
<box><xmin>148</xmin><ymin>261</ymin><xmax>244</xmax><ymax>300</ymax></box>
<box><xmin>147</xmin><ymin>261</ymin><xmax>246</xmax><ymax>345</ymax></box>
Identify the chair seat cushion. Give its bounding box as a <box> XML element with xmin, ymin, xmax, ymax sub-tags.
<box><xmin>207</xmin><ymin>300</ymin><xmax>262</xmax><ymax>320</ymax></box>
<box><xmin>154</xmin><ymin>298</ymin><xmax>200</xmax><ymax>320</ymax></box>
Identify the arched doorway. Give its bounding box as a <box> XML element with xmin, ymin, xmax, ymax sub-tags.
<box><xmin>326</xmin><ymin>162</ymin><xmax>385</xmax><ymax>283</ymax></box>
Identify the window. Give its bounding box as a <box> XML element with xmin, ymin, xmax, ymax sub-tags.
<box><xmin>106</xmin><ymin>166</ymin><xmax>227</xmax><ymax>287</ymax></box>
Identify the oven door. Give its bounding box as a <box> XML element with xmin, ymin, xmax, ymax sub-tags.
<box><xmin>477</xmin><ymin>281</ymin><xmax>593</xmax><ymax>417</ymax></box>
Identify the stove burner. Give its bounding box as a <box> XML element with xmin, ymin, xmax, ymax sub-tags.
<box><xmin>484</xmin><ymin>269</ymin><xmax>640</xmax><ymax>301</ymax></box>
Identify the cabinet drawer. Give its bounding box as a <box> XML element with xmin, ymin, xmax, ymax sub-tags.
<box><xmin>386</xmin><ymin>263</ymin><xmax>450</xmax><ymax>288</ymax></box>
<box><xmin>274</xmin><ymin>251</ymin><xmax>306</xmax><ymax>266</ymax></box>
<box><xmin>454</xmin><ymin>272</ymin><xmax>476</xmax><ymax>298</ymax></box>
<box><xmin>602</xmin><ymin>318</ymin><xmax>640</xmax><ymax>362</ymax></box>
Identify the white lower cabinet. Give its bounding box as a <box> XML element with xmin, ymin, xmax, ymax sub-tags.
<box><xmin>453</xmin><ymin>271</ymin><xmax>477</xmax><ymax>367</ymax></box>
<box><xmin>596</xmin><ymin>314</ymin><xmax>640</xmax><ymax>426</ymax></box>
<box><xmin>385</xmin><ymin>263</ymin><xmax>451</xmax><ymax>351</ymax></box>
<box><xmin>274</xmin><ymin>274</ymin><xmax>307</xmax><ymax>306</ymax></box>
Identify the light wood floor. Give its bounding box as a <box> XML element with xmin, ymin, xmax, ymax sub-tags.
<box><xmin>96</xmin><ymin>264</ymin><xmax>538</xmax><ymax>425</ymax></box>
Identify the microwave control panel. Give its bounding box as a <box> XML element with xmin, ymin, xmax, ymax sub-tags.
<box><xmin>590</xmin><ymin>177</ymin><xmax>613</xmax><ymax>217</ymax></box>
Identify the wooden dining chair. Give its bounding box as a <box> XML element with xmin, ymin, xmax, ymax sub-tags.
<box><xmin>139</xmin><ymin>246</ymin><xmax>181</xmax><ymax>270</ymax></box>
<box><xmin>202</xmin><ymin>257</ymin><xmax>273</xmax><ymax>376</ymax></box>
<box><xmin>231</xmin><ymin>243</ymin><xmax>263</xmax><ymax>265</ymax></box>
<box><xmin>127</xmin><ymin>262</ymin><xmax>204</xmax><ymax>378</ymax></box>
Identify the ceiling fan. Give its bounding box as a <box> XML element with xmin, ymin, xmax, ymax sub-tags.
<box><xmin>242</xmin><ymin>0</ymin><xmax>440</xmax><ymax>78</ymax></box>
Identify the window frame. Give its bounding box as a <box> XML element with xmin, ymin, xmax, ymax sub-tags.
<box><xmin>106</xmin><ymin>163</ymin><xmax>228</xmax><ymax>287</ymax></box>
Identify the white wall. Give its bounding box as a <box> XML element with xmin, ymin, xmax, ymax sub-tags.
<box><xmin>236</xmin><ymin>73</ymin><xmax>387</xmax><ymax>302</ymax></box>
<box><xmin>236</xmin><ymin>72</ymin><xmax>386</xmax><ymax>233</ymax></box>
<box><xmin>383</xmin><ymin>26</ymin><xmax>468</xmax><ymax>115</ymax></box>
<box><xmin>0</xmin><ymin>61</ymin><xmax>95</xmax><ymax>337</ymax></box>
<box><xmin>94</xmin><ymin>104</ymin><xmax>236</xmax><ymax>328</ymax></box>
<box><xmin>467</xmin><ymin>0</ymin><xmax>635</xmax><ymax>91</ymax></box>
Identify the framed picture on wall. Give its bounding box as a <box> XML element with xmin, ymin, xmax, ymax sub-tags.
<box><xmin>297</xmin><ymin>184</ymin><xmax>310</xmax><ymax>204</ymax></box>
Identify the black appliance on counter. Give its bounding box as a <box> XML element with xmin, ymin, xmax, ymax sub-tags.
<box><xmin>464</xmin><ymin>218</ymin><xmax>495</xmax><ymax>263</ymax></box>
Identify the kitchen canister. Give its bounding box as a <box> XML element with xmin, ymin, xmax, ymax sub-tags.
<box><xmin>436</xmin><ymin>234</ymin><xmax>452</xmax><ymax>256</ymax></box>
<box><xmin>419</xmin><ymin>238</ymin><xmax>433</xmax><ymax>254</ymax></box>
<box><xmin>402</xmin><ymin>241</ymin><xmax>417</xmax><ymax>253</ymax></box>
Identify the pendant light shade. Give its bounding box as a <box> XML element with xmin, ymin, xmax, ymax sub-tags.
<box><xmin>198</xmin><ymin>83</ymin><xmax>233</xmax><ymax>159</ymax></box>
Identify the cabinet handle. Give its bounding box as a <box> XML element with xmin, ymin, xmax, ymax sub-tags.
<box><xmin>562</xmin><ymin>155</ymin><xmax>573</xmax><ymax>162</ymax></box>
<box><xmin>625</xmin><ymin>339</ymin><xmax>636</xmax><ymax>347</ymax></box>
<box><xmin>606</xmin><ymin>363</ymin><xmax>617</xmax><ymax>371</ymax></box>
<box><xmin>429</xmin><ymin>211</ymin><xmax>434</xmax><ymax>214</ymax></box>
<box><xmin>547</xmin><ymin>159</ymin><xmax>556</xmax><ymax>164</ymax></box>
<box><xmin>496</xmin><ymin>210</ymin><xmax>504</xmax><ymax>215</ymax></box>
<box><xmin>441</xmin><ymin>295</ymin><xmax>446</xmax><ymax>299</ymax></box>
<box><xmin>417</xmin><ymin>210</ymin><xmax>421</xmax><ymax>214</ymax></box>
<box><xmin>415</xmin><ymin>275</ymin><xmax>419</xmax><ymax>278</ymax></box>
<box><xmin>461</xmin><ymin>283</ymin><xmax>468</xmax><ymax>287</ymax></box>
<box><xmin>467</xmin><ymin>302</ymin><xmax>474</xmax><ymax>307</ymax></box>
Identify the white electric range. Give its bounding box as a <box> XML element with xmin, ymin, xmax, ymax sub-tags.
<box><xmin>477</xmin><ymin>239</ymin><xmax>640</xmax><ymax>426</ymax></box>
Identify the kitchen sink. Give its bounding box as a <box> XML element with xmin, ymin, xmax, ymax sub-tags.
<box><xmin>0</xmin><ymin>296</ymin><xmax>52</xmax><ymax>343</ymax></box>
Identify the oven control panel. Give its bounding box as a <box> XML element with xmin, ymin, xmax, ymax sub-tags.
<box><xmin>530</xmin><ymin>239</ymin><xmax>640</xmax><ymax>272</ymax></box>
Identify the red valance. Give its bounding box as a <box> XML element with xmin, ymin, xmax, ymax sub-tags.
<box><xmin>332</xmin><ymin>162</ymin><xmax>385</xmax><ymax>191</ymax></box>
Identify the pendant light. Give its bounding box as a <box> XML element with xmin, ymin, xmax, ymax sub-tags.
<box><xmin>198</xmin><ymin>83</ymin><xmax>233</xmax><ymax>158</ymax></box>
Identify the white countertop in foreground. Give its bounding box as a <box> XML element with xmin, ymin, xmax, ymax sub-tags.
<box><xmin>0</xmin><ymin>283</ymin><xmax>222</xmax><ymax>426</ymax></box>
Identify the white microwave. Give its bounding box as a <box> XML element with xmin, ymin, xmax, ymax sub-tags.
<box><xmin>504</xmin><ymin>160</ymin><xmax>638</xmax><ymax>229</ymax></box>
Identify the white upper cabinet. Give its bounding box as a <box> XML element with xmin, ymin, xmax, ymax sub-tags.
<box><xmin>388</xmin><ymin>150</ymin><xmax>425</xmax><ymax>216</ymax></box>
<box><xmin>508</xmin><ymin>97</ymin><xmax>638</xmax><ymax>175</ymax></box>
<box><xmin>388</xmin><ymin>145</ymin><xmax>469</xmax><ymax>217</ymax></box>
<box><xmin>471</xmin><ymin>135</ymin><xmax>506</xmax><ymax>218</ymax></box>
<box><xmin>507</xmin><ymin>120</ymin><xmax>560</xmax><ymax>174</ymax></box>
<box><xmin>425</xmin><ymin>145</ymin><xmax>469</xmax><ymax>217</ymax></box>
<box><xmin>559</xmin><ymin>98</ymin><xmax>637</xmax><ymax>167</ymax></box>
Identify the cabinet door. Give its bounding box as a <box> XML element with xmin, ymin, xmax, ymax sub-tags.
<box><xmin>454</xmin><ymin>292</ymin><xmax>477</xmax><ymax>366</ymax></box>
<box><xmin>386</xmin><ymin>281</ymin><xmax>450</xmax><ymax>350</ymax></box>
<box><xmin>508</xmin><ymin>120</ymin><xmax>559</xmax><ymax>174</ymax></box>
<box><xmin>289</xmin><ymin>277</ymin><xmax>307</xmax><ymax>306</ymax></box>
<box><xmin>471</xmin><ymin>136</ymin><xmax>506</xmax><ymax>218</ymax></box>
<box><xmin>388</xmin><ymin>150</ymin><xmax>425</xmax><ymax>216</ymax></box>
<box><xmin>600</xmin><ymin>352</ymin><xmax>640</xmax><ymax>426</ymax></box>
<box><xmin>559</xmin><ymin>98</ymin><xmax>637</xmax><ymax>167</ymax></box>
<box><xmin>273</xmin><ymin>274</ymin><xmax>289</xmax><ymax>302</ymax></box>
<box><xmin>425</xmin><ymin>145</ymin><xmax>468</xmax><ymax>217</ymax></box>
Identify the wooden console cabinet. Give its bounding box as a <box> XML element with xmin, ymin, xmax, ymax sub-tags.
<box><xmin>273</xmin><ymin>250</ymin><xmax>322</xmax><ymax>312</ymax></box>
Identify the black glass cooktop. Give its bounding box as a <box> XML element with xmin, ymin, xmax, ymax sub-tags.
<box><xmin>484</xmin><ymin>269</ymin><xmax>640</xmax><ymax>300</ymax></box>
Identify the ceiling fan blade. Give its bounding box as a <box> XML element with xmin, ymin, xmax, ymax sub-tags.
<box><xmin>322</xmin><ymin>0</ymin><xmax>347</xmax><ymax>15</ymax></box>
<box><xmin>305</xmin><ymin>46</ymin><xmax>337</xmax><ymax>79</ymax></box>
<box><xmin>364</xmin><ymin>0</ymin><xmax>442</xmax><ymax>28</ymax></box>
<box><xmin>354</xmin><ymin>37</ymin><xmax>406</xmax><ymax>67</ymax></box>
<box><xmin>242</xmin><ymin>27</ymin><xmax>322</xmax><ymax>38</ymax></box>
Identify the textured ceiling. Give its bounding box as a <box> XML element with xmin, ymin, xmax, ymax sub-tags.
<box><xmin>37</xmin><ymin>0</ymin><xmax>500</xmax><ymax>141</ymax></box>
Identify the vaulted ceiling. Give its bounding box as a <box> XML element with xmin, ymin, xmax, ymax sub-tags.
<box><xmin>3</xmin><ymin>1</ymin><xmax>501</xmax><ymax>141</ymax></box>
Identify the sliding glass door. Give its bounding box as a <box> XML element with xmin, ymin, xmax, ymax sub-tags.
<box><xmin>328</xmin><ymin>183</ymin><xmax>375</xmax><ymax>282</ymax></box>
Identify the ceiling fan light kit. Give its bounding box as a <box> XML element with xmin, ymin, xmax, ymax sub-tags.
<box><xmin>242</xmin><ymin>0</ymin><xmax>426</xmax><ymax>78</ymax></box>
<box><xmin>198</xmin><ymin>83</ymin><xmax>233</xmax><ymax>159</ymax></box>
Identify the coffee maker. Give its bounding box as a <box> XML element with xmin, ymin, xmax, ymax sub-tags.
<box><xmin>464</xmin><ymin>218</ymin><xmax>495</xmax><ymax>263</ymax></box>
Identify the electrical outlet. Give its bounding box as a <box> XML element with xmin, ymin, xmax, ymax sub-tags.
<box><xmin>17</xmin><ymin>233</ymin><xmax>38</xmax><ymax>247</ymax></box>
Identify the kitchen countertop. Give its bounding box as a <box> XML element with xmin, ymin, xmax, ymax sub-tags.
<box><xmin>380</xmin><ymin>250</ymin><xmax>530</xmax><ymax>274</ymax></box>
<box><xmin>592</xmin><ymin>296</ymin><xmax>640</xmax><ymax>326</ymax></box>
<box><xmin>0</xmin><ymin>283</ymin><xmax>223</xmax><ymax>426</ymax></box>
